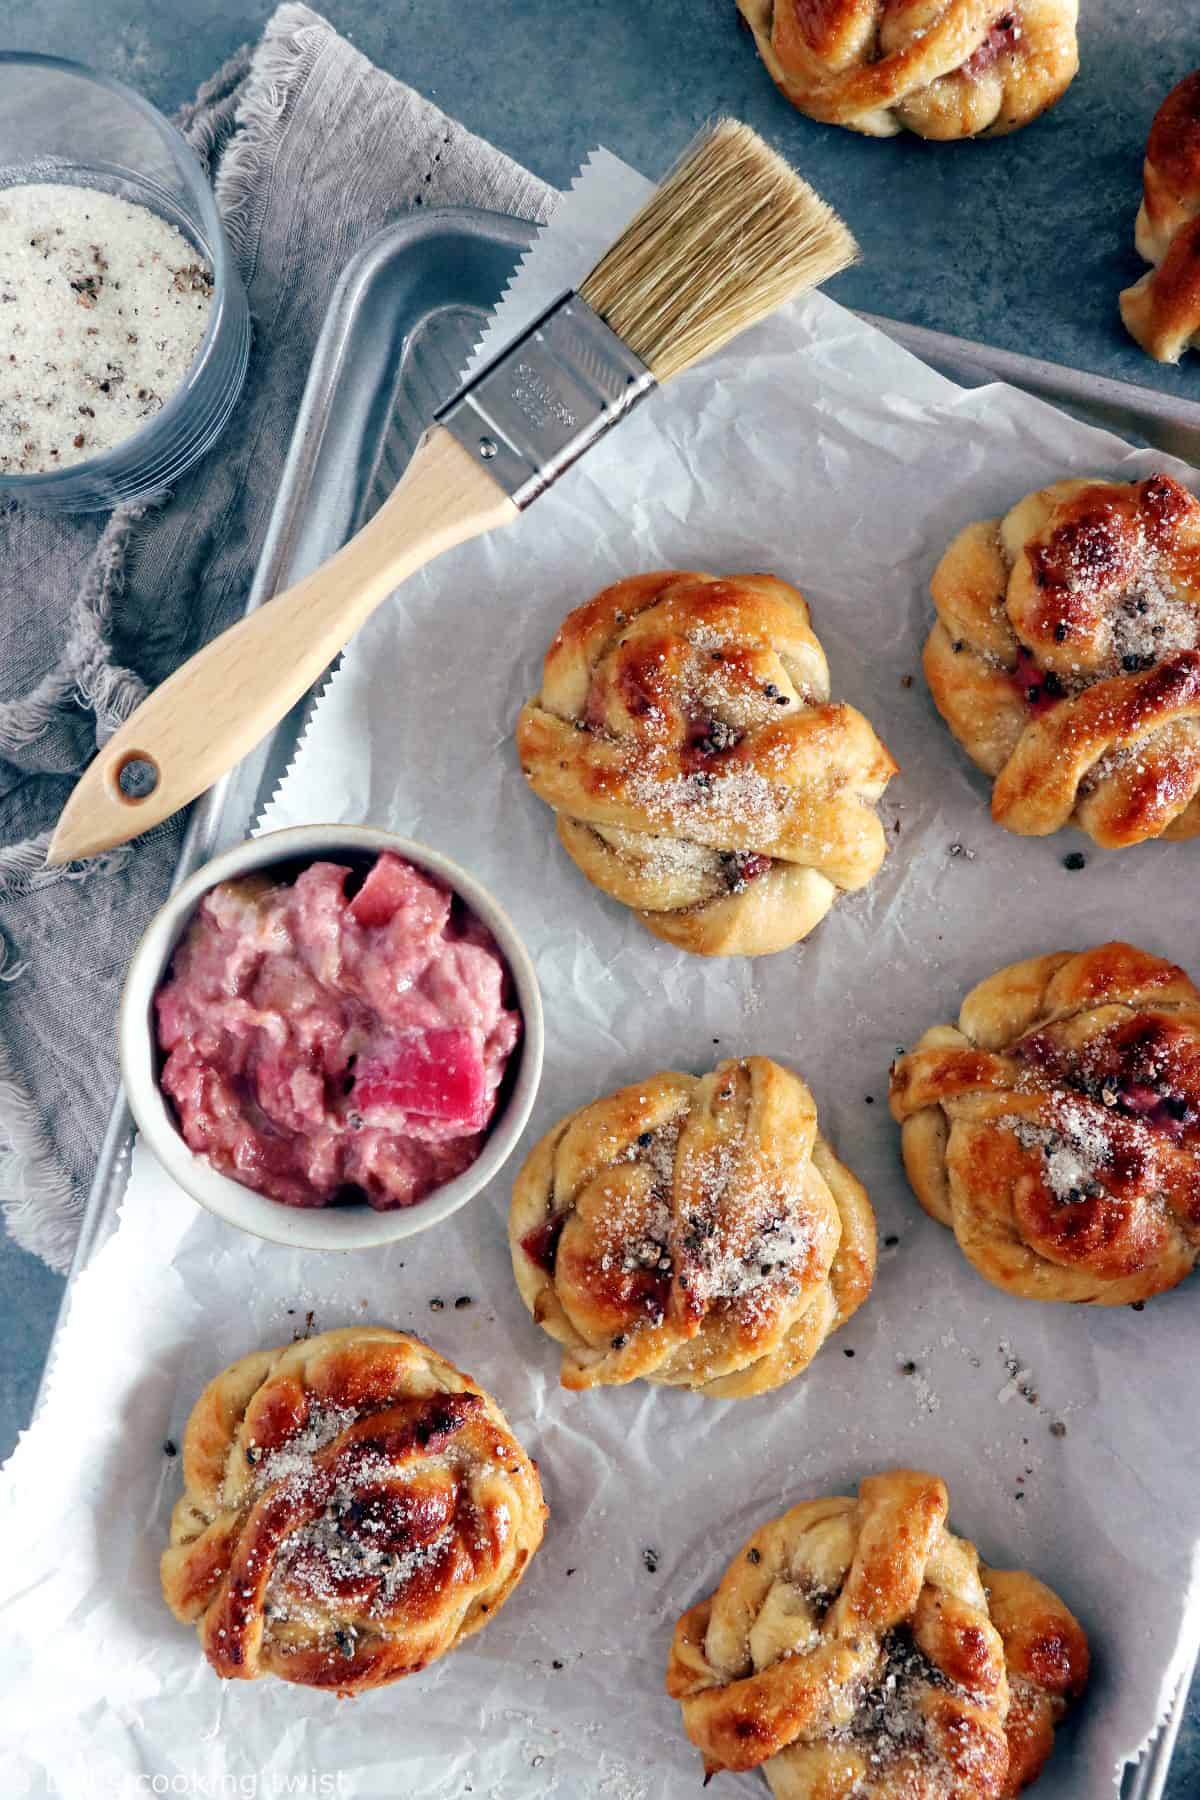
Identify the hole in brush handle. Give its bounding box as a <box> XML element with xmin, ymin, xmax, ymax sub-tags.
<box><xmin>110</xmin><ymin>752</ymin><xmax>161</xmax><ymax>804</ymax></box>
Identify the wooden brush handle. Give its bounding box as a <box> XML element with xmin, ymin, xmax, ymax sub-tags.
<box><xmin>46</xmin><ymin>428</ymin><xmax>517</xmax><ymax>866</ymax></box>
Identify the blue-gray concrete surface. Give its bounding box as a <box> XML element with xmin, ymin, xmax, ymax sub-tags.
<box><xmin>1</xmin><ymin>2</ymin><xmax>1197</xmax><ymax>1789</ymax></box>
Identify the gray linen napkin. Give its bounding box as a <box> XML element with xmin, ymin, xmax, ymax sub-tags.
<box><xmin>0</xmin><ymin>3</ymin><xmax>552</xmax><ymax>1269</ymax></box>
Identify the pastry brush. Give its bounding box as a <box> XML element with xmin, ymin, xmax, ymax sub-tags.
<box><xmin>47</xmin><ymin>121</ymin><xmax>857</xmax><ymax>865</ymax></box>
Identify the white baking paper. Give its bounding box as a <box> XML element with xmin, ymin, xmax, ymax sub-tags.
<box><xmin>3</xmin><ymin>147</ymin><xmax>1199</xmax><ymax>1800</ymax></box>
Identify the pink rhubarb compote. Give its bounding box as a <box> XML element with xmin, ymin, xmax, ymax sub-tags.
<box><xmin>155</xmin><ymin>853</ymin><xmax>521</xmax><ymax>1209</ymax></box>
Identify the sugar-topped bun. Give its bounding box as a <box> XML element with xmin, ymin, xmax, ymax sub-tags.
<box><xmin>1121</xmin><ymin>71</ymin><xmax>1200</xmax><ymax>363</ymax></box>
<box><xmin>925</xmin><ymin>474</ymin><xmax>1200</xmax><ymax>846</ymax></box>
<box><xmin>160</xmin><ymin>1327</ymin><xmax>546</xmax><ymax>1693</ymax></box>
<box><xmin>890</xmin><ymin>942</ymin><xmax>1200</xmax><ymax>1304</ymax></box>
<box><xmin>736</xmin><ymin>0</ymin><xmax>1079</xmax><ymax>141</ymax></box>
<box><xmin>667</xmin><ymin>1468</ymin><xmax>1088</xmax><ymax>1797</ymax></box>
<box><xmin>509</xmin><ymin>1055</ymin><xmax>875</xmax><ymax>1396</ymax></box>
<box><xmin>516</xmin><ymin>571</ymin><xmax>896</xmax><ymax>956</ymax></box>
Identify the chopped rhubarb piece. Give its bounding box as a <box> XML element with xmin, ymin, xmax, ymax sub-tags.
<box><xmin>963</xmin><ymin>12</ymin><xmax>1020</xmax><ymax>77</ymax></box>
<box><xmin>1149</xmin><ymin>1103</ymin><xmax>1190</xmax><ymax>1144</ymax></box>
<box><xmin>682</xmin><ymin>715</ymin><xmax>741</xmax><ymax>769</ymax></box>
<box><xmin>521</xmin><ymin>1214</ymin><xmax>566</xmax><ymax>1273</ymax></box>
<box><xmin>719</xmin><ymin>850</ymin><xmax>772</xmax><ymax>893</ymax></box>
<box><xmin>1115</xmin><ymin>1080</ymin><xmax>1192</xmax><ymax>1142</ymax></box>
<box><xmin>1016</xmin><ymin>1032</ymin><xmax>1059</xmax><ymax>1071</ymax></box>
<box><xmin>354</xmin><ymin>1029</ymin><xmax>488</xmax><ymax>1128</ymax></box>
<box><xmin>1013</xmin><ymin>648</ymin><xmax>1066</xmax><ymax>718</ymax></box>
<box><xmin>346</xmin><ymin>853</ymin><xmax>416</xmax><ymax>928</ymax></box>
<box><xmin>626</xmin><ymin>1265</ymin><xmax>670</xmax><ymax>1324</ymax></box>
<box><xmin>1118</xmin><ymin>1081</ymin><xmax>1160</xmax><ymax>1115</ymax></box>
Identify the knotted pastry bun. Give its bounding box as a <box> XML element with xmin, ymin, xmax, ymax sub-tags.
<box><xmin>890</xmin><ymin>942</ymin><xmax>1200</xmax><ymax>1304</ymax></box>
<box><xmin>509</xmin><ymin>1055</ymin><xmax>875</xmax><ymax>1397</ymax></box>
<box><xmin>667</xmin><ymin>1468</ymin><xmax>1088</xmax><ymax>1798</ymax></box>
<box><xmin>926</xmin><ymin>474</ymin><xmax>1200</xmax><ymax>846</ymax></box>
<box><xmin>160</xmin><ymin>1327</ymin><xmax>546</xmax><ymax>1693</ymax></box>
<box><xmin>736</xmin><ymin>0</ymin><xmax>1079</xmax><ymax>141</ymax></box>
<box><xmin>516</xmin><ymin>572</ymin><xmax>896</xmax><ymax>957</ymax></box>
<box><xmin>1121</xmin><ymin>71</ymin><xmax>1200</xmax><ymax>363</ymax></box>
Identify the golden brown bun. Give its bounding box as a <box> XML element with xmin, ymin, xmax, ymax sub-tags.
<box><xmin>925</xmin><ymin>474</ymin><xmax>1200</xmax><ymax>847</ymax></box>
<box><xmin>516</xmin><ymin>571</ymin><xmax>896</xmax><ymax>957</ymax></box>
<box><xmin>509</xmin><ymin>1055</ymin><xmax>875</xmax><ymax>1396</ymax></box>
<box><xmin>890</xmin><ymin>942</ymin><xmax>1200</xmax><ymax>1304</ymax></box>
<box><xmin>160</xmin><ymin>1327</ymin><xmax>546</xmax><ymax>1693</ymax></box>
<box><xmin>736</xmin><ymin>0</ymin><xmax>1079</xmax><ymax>140</ymax></box>
<box><xmin>667</xmin><ymin>1468</ymin><xmax>1088</xmax><ymax>1798</ymax></box>
<box><xmin>1122</xmin><ymin>71</ymin><xmax>1200</xmax><ymax>363</ymax></box>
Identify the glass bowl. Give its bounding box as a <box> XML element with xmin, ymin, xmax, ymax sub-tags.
<box><xmin>0</xmin><ymin>52</ymin><xmax>250</xmax><ymax>512</ymax></box>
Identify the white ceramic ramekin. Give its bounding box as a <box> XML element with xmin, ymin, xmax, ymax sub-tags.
<box><xmin>119</xmin><ymin>825</ymin><xmax>543</xmax><ymax>1251</ymax></box>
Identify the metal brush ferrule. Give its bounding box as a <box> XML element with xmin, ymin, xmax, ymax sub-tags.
<box><xmin>435</xmin><ymin>293</ymin><xmax>655</xmax><ymax>508</ymax></box>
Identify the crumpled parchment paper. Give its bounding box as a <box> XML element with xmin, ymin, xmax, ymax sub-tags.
<box><xmin>3</xmin><ymin>149</ymin><xmax>1198</xmax><ymax>1800</ymax></box>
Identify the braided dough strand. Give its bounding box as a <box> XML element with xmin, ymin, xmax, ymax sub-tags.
<box><xmin>1121</xmin><ymin>71</ymin><xmax>1200</xmax><ymax>363</ymax></box>
<box><xmin>517</xmin><ymin>572</ymin><xmax>896</xmax><ymax>956</ymax></box>
<box><xmin>890</xmin><ymin>942</ymin><xmax>1200</xmax><ymax>1304</ymax></box>
<box><xmin>509</xmin><ymin>1056</ymin><xmax>875</xmax><ymax>1397</ymax></box>
<box><xmin>736</xmin><ymin>0</ymin><xmax>1079</xmax><ymax>140</ymax></box>
<box><xmin>667</xmin><ymin>1469</ymin><xmax>1088</xmax><ymax>1797</ymax></box>
<box><xmin>926</xmin><ymin>474</ymin><xmax>1200</xmax><ymax>846</ymax></box>
<box><xmin>161</xmin><ymin>1328</ymin><xmax>546</xmax><ymax>1692</ymax></box>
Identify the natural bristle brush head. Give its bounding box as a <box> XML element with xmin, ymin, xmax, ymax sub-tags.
<box><xmin>578</xmin><ymin>119</ymin><xmax>858</xmax><ymax>385</ymax></box>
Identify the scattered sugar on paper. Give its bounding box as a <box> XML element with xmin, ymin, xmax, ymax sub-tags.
<box><xmin>997</xmin><ymin>1341</ymin><xmax>1041</xmax><ymax>1408</ymax></box>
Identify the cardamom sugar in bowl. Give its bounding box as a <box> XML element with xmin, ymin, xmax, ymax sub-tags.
<box><xmin>0</xmin><ymin>53</ymin><xmax>249</xmax><ymax>512</ymax></box>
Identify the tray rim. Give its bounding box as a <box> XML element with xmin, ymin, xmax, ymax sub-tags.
<box><xmin>38</xmin><ymin>201</ymin><xmax>1198</xmax><ymax>1800</ymax></box>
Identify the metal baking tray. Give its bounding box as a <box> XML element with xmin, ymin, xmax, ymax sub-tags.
<box><xmin>47</xmin><ymin>203</ymin><xmax>1199</xmax><ymax>1797</ymax></box>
